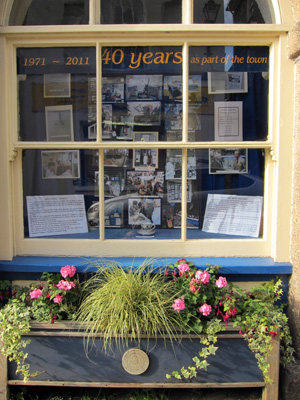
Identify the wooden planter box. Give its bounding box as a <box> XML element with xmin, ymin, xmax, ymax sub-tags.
<box><xmin>0</xmin><ymin>322</ymin><xmax>280</xmax><ymax>400</ymax></box>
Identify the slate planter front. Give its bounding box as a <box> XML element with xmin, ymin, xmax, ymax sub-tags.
<box><xmin>0</xmin><ymin>322</ymin><xmax>280</xmax><ymax>400</ymax></box>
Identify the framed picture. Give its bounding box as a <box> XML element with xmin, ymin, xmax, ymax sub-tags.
<box><xmin>88</xmin><ymin>123</ymin><xmax>97</xmax><ymax>140</ymax></box>
<box><xmin>165</xmin><ymin>149</ymin><xmax>196</xmax><ymax>180</ymax></box>
<box><xmin>208</xmin><ymin>72</ymin><xmax>248</xmax><ymax>94</ymax></box>
<box><xmin>167</xmin><ymin>180</ymin><xmax>192</xmax><ymax>203</ymax></box>
<box><xmin>133</xmin><ymin>132</ymin><xmax>159</xmax><ymax>170</ymax></box>
<box><xmin>102</xmin><ymin>76</ymin><xmax>124</xmax><ymax>103</ymax></box>
<box><xmin>126</xmin><ymin>75</ymin><xmax>163</xmax><ymax>101</ymax></box>
<box><xmin>127</xmin><ymin>171</ymin><xmax>164</xmax><ymax>196</ymax></box>
<box><xmin>45</xmin><ymin>105</ymin><xmax>74</xmax><ymax>141</ymax></box>
<box><xmin>209</xmin><ymin>148</ymin><xmax>248</xmax><ymax>174</ymax></box>
<box><xmin>41</xmin><ymin>150</ymin><xmax>80</xmax><ymax>179</ymax></box>
<box><xmin>44</xmin><ymin>73</ymin><xmax>71</xmax><ymax>98</ymax></box>
<box><xmin>214</xmin><ymin>101</ymin><xmax>243</xmax><ymax>141</ymax></box>
<box><xmin>128</xmin><ymin>197</ymin><xmax>161</xmax><ymax>225</ymax></box>
<box><xmin>127</xmin><ymin>101</ymin><xmax>161</xmax><ymax>126</ymax></box>
<box><xmin>164</xmin><ymin>103</ymin><xmax>182</xmax><ymax>130</ymax></box>
<box><xmin>104</xmin><ymin>149</ymin><xmax>131</xmax><ymax>167</ymax></box>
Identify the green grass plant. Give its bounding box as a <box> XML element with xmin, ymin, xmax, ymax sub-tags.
<box><xmin>75</xmin><ymin>259</ymin><xmax>183</xmax><ymax>352</ymax></box>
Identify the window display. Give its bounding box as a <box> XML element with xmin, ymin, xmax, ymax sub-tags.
<box><xmin>19</xmin><ymin>45</ymin><xmax>268</xmax><ymax>241</ymax></box>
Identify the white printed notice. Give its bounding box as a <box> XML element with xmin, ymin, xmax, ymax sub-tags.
<box><xmin>26</xmin><ymin>195</ymin><xmax>88</xmax><ymax>237</ymax></box>
<box><xmin>214</xmin><ymin>101</ymin><xmax>243</xmax><ymax>141</ymax></box>
<box><xmin>202</xmin><ymin>194</ymin><xmax>263</xmax><ymax>237</ymax></box>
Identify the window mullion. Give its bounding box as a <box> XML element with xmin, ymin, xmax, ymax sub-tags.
<box><xmin>90</xmin><ymin>0</ymin><xmax>100</xmax><ymax>25</ymax></box>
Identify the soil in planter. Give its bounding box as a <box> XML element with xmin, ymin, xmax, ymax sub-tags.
<box><xmin>9</xmin><ymin>387</ymin><xmax>263</xmax><ymax>400</ymax></box>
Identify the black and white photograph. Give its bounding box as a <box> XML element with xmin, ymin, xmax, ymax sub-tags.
<box><xmin>163</xmin><ymin>75</ymin><xmax>202</xmax><ymax>102</ymax></box>
<box><xmin>45</xmin><ymin>105</ymin><xmax>74</xmax><ymax>141</ymax></box>
<box><xmin>209</xmin><ymin>148</ymin><xmax>248</xmax><ymax>174</ymax></box>
<box><xmin>167</xmin><ymin>180</ymin><xmax>192</xmax><ymax>203</ymax></box>
<box><xmin>128</xmin><ymin>197</ymin><xmax>161</xmax><ymax>225</ymax></box>
<box><xmin>126</xmin><ymin>75</ymin><xmax>163</xmax><ymax>101</ymax></box>
<box><xmin>127</xmin><ymin>171</ymin><xmax>164</xmax><ymax>196</ymax></box>
<box><xmin>44</xmin><ymin>73</ymin><xmax>71</xmax><ymax>98</ymax></box>
<box><xmin>208</xmin><ymin>72</ymin><xmax>248</xmax><ymax>94</ymax></box>
<box><xmin>41</xmin><ymin>150</ymin><xmax>80</xmax><ymax>179</ymax></box>
<box><xmin>133</xmin><ymin>132</ymin><xmax>158</xmax><ymax>169</ymax></box>
<box><xmin>102</xmin><ymin>76</ymin><xmax>124</xmax><ymax>102</ymax></box>
<box><xmin>127</xmin><ymin>101</ymin><xmax>161</xmax><ymax>126</ymax></box>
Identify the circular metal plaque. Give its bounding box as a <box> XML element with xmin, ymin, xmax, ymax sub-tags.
<box><xmin>122</xmin><ymin>348</ymin><xmax>149</xmax><ymax>375</ymax></box>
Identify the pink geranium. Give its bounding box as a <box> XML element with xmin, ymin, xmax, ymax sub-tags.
<box><xmin>216</xmin><ymin>276</ymin><xmax>227</xmax><ymax>289</ymax></box>
<box><xmin>178</xmin><ymin>263</ymin><xmax>190</xmax><ymax>273</ymax></box>
<box><xmin>53</xmin><ymin>294</ymin><xmax>63</xmax><ymax>303</ymax></box>
<box><xmin>172</xmin><ymin>298</ymin><xmax>185</xmax><ymax>311</ymax></box>
<box><xmin>57</xmin><ymin>280</ymin><xmax>76</xmax><ymax>291</ymax></box>
<box><xmin>199</xmin><ymin>303</ymin><xmax>212</xmax><ymax>316</ymax></box>
<box><xmin>195</xmin><ymin>270</ymin><xmax>210</xmax><ymax>285</ymax></box>
<box><xmin>29</xmin><ymin>288</ymin><xmax>43</xmax><ymax>299</ymax></box>
<box><xmin>60</xmin><ymin>265</ymin><xmax>77</xmax><ymax>278</ymax></box>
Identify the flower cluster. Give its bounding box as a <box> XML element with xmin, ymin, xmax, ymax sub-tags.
<box><xmin>167</xmin><ymin>259</ymin><xmax>235</xmax><ymax>333</ymax></box>
<box><xmin>14</xmin><ymin>266</ymin><xmax>80</xmax><ymax>323</ymax></box>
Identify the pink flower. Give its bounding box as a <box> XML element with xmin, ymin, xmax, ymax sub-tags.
<box><xmin>56</xmin><ymin>280</ymin><xmax>76</xmax><ymax>291</ymax></box>
<box><xmin>172</xmin><ymin>298</ymin><xmax>185</xmax><ymax>311</ymax></box>
<box><xmin>178</xmin><ymin>263</ymin><xmax>190</xmax><ymax>273</ymax></box>
<box><xmin>60</xmin><ymin>265</ymin><xmax>77</xmax><ymax>278</ymax></box>
<box><xmin>216</xmin><ymin>276</ymin><xmax>227</xmax><ymax>289</ymax></box>
<box><xmin>29</xmin><ymin>288</ymin><xmax>43</xmax><ymax>299</ymax></box>
<box><xmin>199</xmin><ymin>303</ymin><xmax>212</xmax><ymax>317</ymax></box>
<box><xmin>195</xmin><ymin>270</ymin><xmax>210</xmax><ymax>285</ymax></box>
<box><xmin>53</xmin><ymin>294</ymin><xmax>63</xmax><ymax>303</ymax></box>
<box><xmin>190</xmin><ymin>285</ymin><xmax>197</xmax><ymax>293</ymax></box>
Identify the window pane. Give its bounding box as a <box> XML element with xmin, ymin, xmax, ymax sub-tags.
<box><xmin>101</xmin><ymin>0</ymin><xmax>181</xmax><ymax>24</ymax></box>
<box><xmin>22</xmin><ymin>149</ymin><xmax>99</xmax><ymax>239</ymax></box>
<box><xmin>194</xmin><ymin>0</ymin><xmax>273</xmax><ymax>24</ymax></box>
<box><xmin>102</xmin><ymin>46</ymin><xmax>182</xmax><ymax>141</ymax></box>
<box><xmin>103</xmin><ymin>149</ymin><xmax>182</xmax><ymax>239</ymax></box>
<box><xmin>9</xmin><ymin>0</ymin><xmax>89</xmax><ymax>25</ymax></box>
<box><xmin>17</xmin><ymin>47</ymin><xmax>96</xmax><ymax>142</ymax></box>
<box><xmin>186</xmin><ymin>148</ymin><xmax>265</xmax><ymax>239</ymax></box>
<box><xmin>188</xmin><ymin>46</ymin><xmax>269</xmax><ymax>142</ymax></box>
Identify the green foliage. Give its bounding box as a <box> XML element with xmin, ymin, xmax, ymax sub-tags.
<box><xmin>0</xmin><ymin>299</ymin><xmax>39</xmax><ymax>381</ymax></box>
<box><xmin>165</xmin><ymin>259</ymin><xmax>294</xmax><ymax>383</ymax></box>
<box><xmin>75</xmin><ymin>259</ymin><xmax>184</xmax><ymax>352</ymax></box>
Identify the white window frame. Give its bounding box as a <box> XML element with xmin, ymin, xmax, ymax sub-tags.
<box><xmin>0</xmin><ymin>0</ymin><xmax>294</xmax><ymax>262</ymax></box>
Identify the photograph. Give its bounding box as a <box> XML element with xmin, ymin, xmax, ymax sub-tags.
<box><xmin>128</xmin><ymin>197</ymin><xmax>161</xmax><ymax>226</ymax></box>
<box><xmin>164</xmin><ymin>103</ymin><xmax>182</xmax><ymax>130</ymax></box>
<box><xmin>127</xmin><ymin>101</ymin><xmax>161</xmax><ymax>126</ymax></box>
<box><xmin>88</xmin><ymin>122</ymin><xmax>97</xmax><ymax>140</ymax></box>
<box><xmin>44</xmin><ymin>73</ymin><xmax>71</xmax><ymax>98</ymax></box>
<box><xmin>104</xmin><ymin>203</ymin><xmax>123</xmax><ymax>228</ymax></box>
<box><xmin>165</xmin><ymin>149</ymin><xmax>197</xmax><ymax>180</ymax></box>
<box><xmin>208</xmin><ymin>72</ymin><xmax>248</xmax><ymax>94</ymax></box>
<box><xmin>167</xmin><ymin>180</ymin><xmax>192</xmax><ymax>203</ymax></box>
<box><xmin>163</xmin><ymin>75</ymin><xmax>202</xmax><ymax>102</ymax></box>
<box><xmin>45</xmin><ymin>105</ymin><xmax>74</xmax><ymax>141</ymax></box>
<box><xmin>133</xmin><ymin>132</ymin><xmax>158</xmax><ymax>170</ymax></box>
<box><xmin>102</xmin><ymin>104</ymin><xmax>113</xmax><ymax>139</ymax></box>
<box><xmin>173</xmin><ymin>203</ymin><xmax>199</xmax><ymax>229</ymax></box>
<box><xmin>41</xmin><ymin>150</ymin><xmax>80</xmax><ymax>179</ymax></box>
<box><xmin>104</xmin><ymin>171</ymin><xmax>125</xmax><ymax>197</ymax></box>
<box><xmin>127</xmin><ymin>171</ymin><xmax>164</xmax><ymax>196</ymax></box>
<box><xmin>209</xmin><ymin>148</ymin><xmax>248</xmax><ymax>174</ymax></box>
<box><xmin>126</xmin><ymin>75</ymin><xmax>163</xmax><ymax>101</ymax></box>
<box><xmin>104</xmin><ymin>149</ymin><xmax>131</xmax><ymax>167</ymax></box>
<box><xmin>214</xmin><ymin>101</ymin><xmax>243</xmax><ymax>141</ymax></box>
<box><xmin>102</xmin><ymin>76</ymin><xmax>124</xmax><ymax>102</ymax></box>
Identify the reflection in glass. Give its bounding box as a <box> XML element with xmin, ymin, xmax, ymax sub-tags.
<box><xmin>186</xmin><ymin>149</ymin><xmax>265</xmax><ymax>239</ymax></box>
<box><xmin>101</xmin><ymin>46</ymin><xmax>182</xmax><ymax>142</ymax></box>
<box><xmin>23</xmin><ymin>149</ymin><xmax>99</xmax><ymax>239</ymax></box>
<box><xmin>188</xmin><ymin>46</ymin><xmax>269</xmax><ymax>142</ymax></box>
<box><xmin>9</xmin><ymin>0</ymin><xmax>89</xmax><ymax>26</ymax></box>
<box><xmin>104</xmin><ymin>149</ymin><xmax>182</xmax><ymax>239</ymax></box>
<box><xmin>17</xmin><ymin>47</ymin><xmax>96</xmax><ymax>142</ymax></box>
<box><xmin>101</xmin><ymin>0</ymin><xmax>181</xmax><ymax>24</ymax></box>
<box><xmin>194</xmin><ymin>0</ymin><xmax>273</xmax><ymax>24</ymax></box>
